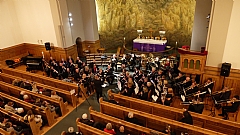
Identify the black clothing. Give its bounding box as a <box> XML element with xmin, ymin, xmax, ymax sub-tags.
<box><xmin>80</xmin><ymin>119</ymin><xmax>94</xmax><ymax>126</ymax></box>
<box><xmin>125</xmin><ymin>117</ymin><xmax>141</xmax><ymax>126</ymax></box>
<box><xmin>94</xmin><ymin>79</ymin><xmax>103</xmax><ymax>102</ymax></box>
<box><xmin>222</xmin><ymin>102</ymin><xmax>240</xmax><ymax>118</ymax></box>
<box><xmin>188</xmin><ymin>104</ymin><xmax>204</xmax><ymax>114</ymax></box>
<box><xmin>108</xmin><ymin>100</ymin><xmax>118</xmax><ymax>105</ymax></box>
<box><xmin>179</xmin><ymin>116</ymin><xmax>193</xmax><ymax>125</ymax></box>
<box><xmin>116</xmin><ymin>131</ymin><xmax>127</xmax><ymax>135</ymax></box>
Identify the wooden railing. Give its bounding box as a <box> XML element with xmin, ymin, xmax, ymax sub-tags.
<box><xmin>110</xmin><ymin>91</ymin><xmax>240</xmax><ymax>135</ymax></box>
<box><xmin>99</xmin><ymin>98</ymin><xmax>226</xmax><ymax>135</ymax></box>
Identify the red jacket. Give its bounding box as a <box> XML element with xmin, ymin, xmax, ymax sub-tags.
<box><xmin>104</xmin><ymin>128</ymin><xmax>116</xmax><ymax>134</ymax></box>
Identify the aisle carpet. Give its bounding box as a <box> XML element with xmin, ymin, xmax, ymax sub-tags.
<box><xmin>45</xmin><ymin>84</ymin><xmax>117</xmax><ymax>135</ymax></box>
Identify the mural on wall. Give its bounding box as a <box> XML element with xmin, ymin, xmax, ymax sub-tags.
<box><xmin>96</xmin><ymin>0</ymin><xmax>196</xmax><ymax>52</ymax></box>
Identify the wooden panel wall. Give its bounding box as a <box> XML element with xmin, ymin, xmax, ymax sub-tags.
<box><xmin>0</xmin><ymin>43</ymin><xmax>78</xmax><ymax>67</ymax></box>
<box><xmin>0</xmin><ymin>44</ymin><xmax>29</xmax><ymax>66</ymax></box>
<box><xmin>202</xmin><ymin>66</ymin><xmax>240</xmax><ymax>97</ymax></box>
<box><xmin>82</xmin><ymin>40</ymin><xmax>100</xmax><ymax>53</ymax></box>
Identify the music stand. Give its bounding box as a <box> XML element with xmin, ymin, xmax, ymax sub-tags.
<box><xmin>208</xmin><ymin>96</ymin><xmax>217</xmax><ymax>117</ymax></box>
<box><xmin>75</xmin><ymin>83</ymin><xmax>91</xmax><ymax>112</ymax></box>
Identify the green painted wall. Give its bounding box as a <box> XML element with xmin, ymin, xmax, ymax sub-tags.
<box><xmin>96</xmin><ymin>0</ymin><xmax>196</xmax><ymax>52</ymax></box>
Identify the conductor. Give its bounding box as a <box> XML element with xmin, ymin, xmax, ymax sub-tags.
<box><xmin>93</xmin><ymin>75</ymin><xmax>104</xmax><ymax>103</ymax></box>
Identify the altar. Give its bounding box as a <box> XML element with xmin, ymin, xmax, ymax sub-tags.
<box><xmin>133</xmin><ymin>39</ymin><xmax>167</xmax><ymax>52</ymax></box>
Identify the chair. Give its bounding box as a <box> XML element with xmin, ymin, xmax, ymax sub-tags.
<box><xmin>97</xmin><ymin>48</ymin><xmax>105</xmax><ymax>54</ymax></box>
<box><xmin>228</xmin><ymin>109</ymin><xmax>239</xmax><ymax>122</ymax></box>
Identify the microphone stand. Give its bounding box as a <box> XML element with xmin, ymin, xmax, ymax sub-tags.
<box><xmin>76</xmin><ymin>83</ymin><xmax>91</xmax><ymax>112</ymax></box>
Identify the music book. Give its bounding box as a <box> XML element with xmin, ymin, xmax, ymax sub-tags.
<box><xmin>152</xmin><ymin>95</ymin><xmax>158</xmax><ymax>102</ymax></box>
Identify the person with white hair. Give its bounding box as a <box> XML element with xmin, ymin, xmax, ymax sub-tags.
<box><xmin>80</xmin><ymin>113</ymin><xmax>94</xmax><ymax>126</ymax></box>
<box><xmin>65</xmin><ymin>126</ymin><xmax>80</xmax><ymax>135</ymax></box>
<box><xmin>125</xmin><ymin>112</ymin><xmax>141</xmax><ymax>126</ymax></box>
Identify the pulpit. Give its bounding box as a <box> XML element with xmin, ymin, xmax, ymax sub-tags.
<box><xmin>178</xmin><ymin>48</ymin><xmax>208</xmax><ymax>75</ymax></box>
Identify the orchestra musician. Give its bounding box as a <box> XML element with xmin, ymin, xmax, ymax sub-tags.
<box><xmin>110</xmin><ymin>54</ymin><xmax>118</xmax><ymax>71</ymax></box>
<box><xmin>75</xmin><ymin>57</ymin><xmax>83</xmax><ymax>69</ymax></box>
<box><xmin>185</xmin><ymin>81</ymin><xmax>198</xmax><ymax>96</ymax></box>
<box><xmin>218</xmin><ymin>95</ymin><xmax>240</xmax><ymax>120</ymax></box>
<box><xmin>93</xmin><ymin>75</ymin><xmax>104</xmax><ymax>102</ymax></box>
<box><xmin>214</xmin><ymin>86</ymin><xmax>232</xmax><ymax>107</ymax></box>
<box><xmin>105</xmin><ymin>65</ymin><xmax>114</xmax><ymax>85</ymax></box>
<box><xmin>80</xmin><ymin>73</ymin><xmax>90</xmax><ymax>95</ymax></box>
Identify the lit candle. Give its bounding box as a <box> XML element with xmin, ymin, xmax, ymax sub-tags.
<box><xmin>176</xmin><ymin>41</ymin><xmax>177</xmax><ymax>45</ymax></box>
<box><xmin>124</xmin><ymin>37</ymin><xmax>125</xmax><ymax>40</ymax></box>
<box><xmin>42</xmin><ymin>51</ymin><xmax>44</xmax><ymax>58</ymax></box>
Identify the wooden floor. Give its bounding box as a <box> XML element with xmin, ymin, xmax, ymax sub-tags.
<box><xmin>11</xmin><ymin>65</ymin><xmax>240</xmax><ymax>134</ymax></box>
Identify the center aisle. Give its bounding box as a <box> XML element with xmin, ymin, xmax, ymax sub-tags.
<box><xmin>45</xmin><ymin>85</ymin><xmax>117</xmax><ymax>135</ymax></box>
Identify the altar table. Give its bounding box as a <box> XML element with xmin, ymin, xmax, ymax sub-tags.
<box><xmin>133</xmin><ymin>39</ymin><xmax>167</xmax><ymax>52</ymax></box>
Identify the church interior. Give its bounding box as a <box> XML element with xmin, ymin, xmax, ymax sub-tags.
<box><xmin>0</xmin><ymin>0</ymin><xmax>240</xmax><ymax>135</ymax></box>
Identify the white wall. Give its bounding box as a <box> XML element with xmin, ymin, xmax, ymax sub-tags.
<box><xmin>222</xmin><ymin>0</ymin><xmax>240</xmax><ymax>69</ymax></box>
<box><xmin>80</xmin><ymin>0</ymin><xmax>99</xmax><ymax>41</ymax></box>
<box><xmin>67</xmin><ymin>0</ymin><xmax>85</xmax><ymax>43</ymax></box>
<box><xmin>206</xmin><ymin>0</ymin><xmax>233</xmax><ymax>67</ymax></box>
<box><xmin>0</xmin><ymin>0</ymin><xmax>23</xmax><ymax>48</ymax></box>
<box><xmin>190</xmin><ymin>0</ymin><xmax>212</xmax><ymax>51</ymax></box>
<box><xmin>13</xmin><ymin>0</ymin><xmax>58</xmax><ymax>47</ymax></box>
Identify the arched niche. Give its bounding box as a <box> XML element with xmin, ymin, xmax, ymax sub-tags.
<box><xmin>184</xmin><ymin>59</ymin><xmax>188</xmax><ymax>68</ymax></box>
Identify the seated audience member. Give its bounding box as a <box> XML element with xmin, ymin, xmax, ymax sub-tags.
<box><xmin>179</xmin><ymin>111</ymin><xmax>193</xmax><ymax>125</ymax></box>
<box><xmin>41</xmin><ymin>101</ymin><xmax>61</xmax><ymax>116</ymax></box>
<box><xmin>31</xmin><ymin>82</ymin><xmax>38</xmax><ymax>93</ymax></box>
<box><xmin>5</xmin><ymin>122</ymin><xmax>22</xmax><ymax>135</ymax></box>
<box><xmin>0</xmin><ymin>116</ymin><xmax>10</xmax><ymax>127</ymax></box>
<box><xmin>104</xmin><ymin>123</ymin><xmax>116</xmax><ymax>134</ymax></box>
<box><xmin>80</xmin><ymin>113</ymin><xmax>94</xmax><ymax>126</ymax></box>
<box><xmin>116</xmin><ymin>126</ymin><xmax>128</xmax><ymax>135</ymax></box>
<box><xmin>4</xmin><ymin>102</ymin><xmax>17</xmax><ymax>113</ymax></box>
<box><xmin>19</xmin><ymin>91</ymin><xmax>26</xmax><ymax>100</ymax></box>
<box><xmin>125</xmin><ymin>112</ymin><xmax>141</xmax><ymax>126</ymax></box>
<box><xmin>24</xmin><ymin>110</ymin><xmax>43</xmax><ymax>126</ymax></box>
<box><xmin>65</xmin><ymin>127</ymin><xmax>80</xmax><ymax>135</ymax></box>
<box><xmin>16</xmin><ymin>108</ymin><xmax>25</xmax><ymax>117</ymax></box>
<box><xmin>51</xmin><ymin>91</ymin><xmax>61</xmax><ymax>100</ymax></box>
<box><xmin>23</xmin><ymin>95</ymin><xmax>35</xmax><ymax>103</ymax></box>
<box><xmin>108</xmin><ymin>95</ymin><xmax>119</xmax><ymax>105</ymax></box>
<box><xmin>12</xmin><ymin>79</ymin><xmax>20</xmax><ymax>86</ymax></box>
<box><xmin>34</xmin><ymin>98</ymin><xmax>42</xmax><ymax>107</ymax></box>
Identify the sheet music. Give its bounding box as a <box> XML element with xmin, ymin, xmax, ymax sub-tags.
<box><xmin>208</xmin><ymin>88</ymin><xmax>211</xmax><ymax>94</ymax></box>
<box><xmin>181</xmin><ymin>95</ymin><xmax>185</xmax><ymax>102</ymax></box>
<box><xmin>155</xmin><ymin>89</ymin><xmax>160</xmax><ymax>96</ymax></box>
<box><xmin>134</xmin><ymin>81</ymin><xmax>139</xmax><ymax>94</ymax></box>
<box><xmin>102</xmin><ymin>84</ymin><xmax>107</xmax><ymax>88</ymax></box>
<box><xmin>152</xmin><ymin>95</ymin><xmax>158</xmax><ymax>102</ymax></box>
<box><xmin>70</xmin><ymin>89</ymin><xmax>75</xmax><ymax>95</ymax></box>
<box><xmin>117</xmin><ymin>81</ymin><xmax>121</xmax><ymax>90</ymax></box>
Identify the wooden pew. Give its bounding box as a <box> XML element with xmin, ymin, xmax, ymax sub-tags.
<box><xmin>110</xmin><ymin>91</ymin><xmax>240</xmax><ymax>135</ymax></box>
<box><xmin>0</xmin><ymin>108</ymin><xmax>42</xmax><ymax>135</ymax></box>
<box><xmin>0</xmin><ymin>128</ymin><xmax>16</xmax><ymax>135</ymax></box>
<box><xmin>99</xmin><ymin>98</ymin><xmax>226</xmax><ymax>135</ymax></box>
<box><xmin>89</xmin><ymin>106</ymin><xmax>166</xmax><ymax>135</ymax></box>
<box><xmin>76</xmin><ymin>118</ymin><xmax>111</xmax><ymax>135</ymax></box>
<box><xmin>0</xmin><ymin>92</ymin><xmax>55</xmax><ymax>126</ymax></box>
<box><xmin>0</xmin><ymin>67</ymin><xmax>87</xmax><ymax>99</ymax></box>
<box><xmin>0</xmin><ymin>81</ymin><xmax>68</xmax><ymax>116</ymax></box>
<box><xmin>61</xmin><ymin>131</ymin><xmax>66</xmax><ymax>135</ymax></box>
<box><xmin>0</xmin><ymin>72</ymin><xmax>77</xmax><ymax>107</ymax></box>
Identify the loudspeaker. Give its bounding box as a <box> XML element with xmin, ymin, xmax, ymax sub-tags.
<box><xmin>220</xmin><ymin>63</ymin><xmax>231</xmax><ymax>77</ymax></box>
<box><xmin>45</xmin><ymin>42</ymin><xmax>51</xmax><ymax>51</ymax></box>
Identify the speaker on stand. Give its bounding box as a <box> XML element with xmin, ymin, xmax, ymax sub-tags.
<box><xmin>45</xmin><ymin>42</ymin><xmax>51</xmax><ymax>57</ymax></box>
<box><xmin>220</xmin><ymin>63</ymin><xmax>231</xmax><ymax>89</ymax></box>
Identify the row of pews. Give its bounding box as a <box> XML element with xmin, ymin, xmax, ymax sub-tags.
<box><xmin>110</xmin><ymin>91</ymin><xmax>240</xmax><ymax>135</ymax></box>
<box><xmin>0</xmin><ymin>67</ymin><xmax>88</xmax><ymax>135</ymax></box>
<box><xmin>74</xmin><ymin>90</ymin><xmax>240</xmax><ymax>135</ymax></box>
